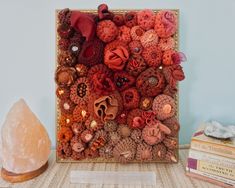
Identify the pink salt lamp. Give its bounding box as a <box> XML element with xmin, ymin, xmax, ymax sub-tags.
<box><xmin>0</xmin><ymin>99</ymin><xmax>51</xmax><ymax>182</ymax></box>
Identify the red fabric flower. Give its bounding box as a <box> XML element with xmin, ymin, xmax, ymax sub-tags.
<box><xmin>104</xmin><ymin>46</ymin><xmax>129</xmax><ymax>70</ymax></box>
<box><xmin>70</xmin><ymin>11</ymin><xmax>96</xmax><ymax>41</ymax></box>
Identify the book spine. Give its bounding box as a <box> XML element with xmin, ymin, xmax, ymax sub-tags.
<box><xmin>186</xmin><ymin>167</ymin><xmax>235</xmax><ymax>186</ymax></box>
<box><xmin>191</xmin><ymin>140</ymin><xmax>235</xmax><ymax>159</ymax></box>
<box><xmin>187</xmin><ymin>157</ymin><xmax>235</xmax><ymax>181</ymax></box>
<box><xmin>189</xmin><ymin>149</ymin><xmax>235</xmax><ymax>169</ymax></box>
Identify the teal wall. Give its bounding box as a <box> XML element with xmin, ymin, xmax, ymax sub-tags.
<box><xmin>0</xmin><ymin>0</ymin><xmax>235</xmax><ymax>147</ymax></box>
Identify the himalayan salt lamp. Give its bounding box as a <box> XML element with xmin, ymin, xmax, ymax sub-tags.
<box><xmin>0</xmin><ymin>99</ymin><xmax>51</xmax><ymax>182</ymax></box>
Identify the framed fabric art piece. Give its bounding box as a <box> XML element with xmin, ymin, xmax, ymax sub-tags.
<box><xmin>55</xmin><ymin>4</ymin><xmax>186</xmax><ymax>163</ymax></box>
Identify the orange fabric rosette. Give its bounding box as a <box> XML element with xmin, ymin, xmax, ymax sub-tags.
<box><xmin>104</xmin><ymin>46</ymin><xmax>129</xmax><ymax>70</ymax></box>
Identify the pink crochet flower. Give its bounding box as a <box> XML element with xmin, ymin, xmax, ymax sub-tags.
<box><xmin>137</xmin><ymin>9</ymin><xmax>155</xmax><ymax>30</ymax></box>
<box><xmin>154</xmin><ymin>10</ymin><xmax>178</xmax><ymax>38</ymax></box>
<box><xmin>117</xmin><ymin>25</ymin><xmax>131</xmax><ymax>43</ymax></box>
<box><xmin>130</xmin><ymin>26</ymin><xmax>145</xmax><ymax>41</ymax></box>
<box><xmin>158</xmin><ymin>37</ymin><xmax>175</xmax><ymax>51</ymax></box>
<box><xmin>140</xmin><ymin>29</ymin><xmax>159</xmax><ymax>48</ymax></box>
<box><xmin>96</xmin><ymin>20</ymin><xmax>118</xmax><ymax>43</ymax></box>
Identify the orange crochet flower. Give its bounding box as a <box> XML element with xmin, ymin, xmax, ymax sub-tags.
<box><xmin>58</xmin><ymin>127</ymin><xmax>73</xmax><ymax>143</ymax></box>
<box><xmin>104</xmin><ymin>46</ymin><xmax>129</xmax><ymax>70</ymax></box>
<box><xmin>59</xmin><ymin>114</ymin><xmax>74</xmax><ymax>127</ymax></box>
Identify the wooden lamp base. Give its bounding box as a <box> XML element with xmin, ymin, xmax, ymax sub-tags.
<box><xmin>1</xmin><ymin>162</ymin><xmax>48</xmax><ymax>183</ymax></box>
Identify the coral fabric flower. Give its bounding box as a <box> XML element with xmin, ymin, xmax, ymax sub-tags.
<box><xmin>70</xmin><ymin>11</ymin><xmax>96</xmax><ymax>41</ymax></box>
<box><xmin>104</xmin><ymin>46</ymin><xmax>129</xmax><ymax>70</ymax></box>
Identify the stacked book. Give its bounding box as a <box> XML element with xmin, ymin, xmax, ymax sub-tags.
<box><xmin>186</xmin><ymin>124</ymin><xmax>235</xmax><ymax>187</ymax></box>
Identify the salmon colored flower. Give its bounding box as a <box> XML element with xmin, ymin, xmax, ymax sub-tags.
<box><xmin>104</xmin><ymin>46</ymin><xmax>129</xmax><ymax>70</ymax></box>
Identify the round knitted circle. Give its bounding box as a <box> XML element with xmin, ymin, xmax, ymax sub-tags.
<box><xmin>158</xmin><ymin>37</ymin><xmax>175</xmax><ymax>51</ymax></box>
<box><xmin>99</xmin><ymin>144</ymin><xmax>113</xmax><ymax>159</ymax></box>
<box><xmin>73</xmin><ymin>103</ymin><xmax>90</xmax><ymax>122</ymax></box>
<box><xmin>140</xmin><ymin>29</ymin><xmax>159</xmax><ymax>48</ymax></box>
<box><xmin>128</xmin><ymin>41</ymin><xmax>143</xmax><ymax>55</ymax></box>
<box><xmin>154</xmin><ymin>10</ymin><xmax>178</xmax><ymax>38</ymax></box>
<box><xmin>56</xmin><ymin>87</ymin><xmax>70</xmax><ymax>100</ymax></box>
<box><xmin>130</xmin><ymin>26</ymin><xmax>145</xmax><ymax>41</ymax></box>
<box><xmin>113</xmin><ymin>138</ymin><xmax>136</xmax><ymax>163</ymax></box>
<box><xmin>126</xmin><ymin>55</ymin><xmax>147</xmax><ymax>77</ymax></box>
<box><xmin>162</xmin><ymin>49</ymin><xmax>175</xmax><ymax>66</ymax></box>
<box><xmin>96</xmin><ymin>20</ymin><xmax>118</xmax><ymax>43</ymax></box>
<box><xmin>59</xmin><ymin>99</ymin><xmax>76</xmax><ymax>114</ymax></box>
<box><xmin>152</xmin><ymin>94</ymin><xmax>176</xmax><ymax>120</ymax></box>
<box><xmin>117</xmin><ymin>124</ymin><xmax>131</xmax><ymax>138</ymax></box>
<box><xmin>57</xmin><ymin>127</ymin><xmax>73</xmax><ymax>143</ymax></box>
<box><xmin>142</xmin><ymin>45</ymin><xmax>162</xmax><ymax>67</ymax></box>
<box><xmin>121</xmin><ymin>88</ymin><xmax>140</xmax><ymax>110</ymax></box>
<box><xmin>70</xmin><ymin>77</ymin><xmax>90</xmax><ymax>105</ymax></box>
<box><xmin>130</xmin><ymin>129</ymin><xmax>143</xmax><ymax>144</ymax></box>
<box><xmin>137</xmin><ymin>9</ymin><xmax>155</xmax><ymax>30</ymax></box>
<box><xmin>127</xmin><ymin>109</ymin><xmax>145</xmax><ymax>129</ymax></box>
<box><xmin>139</xmin><ymin>97</ymin><xmax>153</xmax><ymax>111</ymax></box>
<box><xmin>113</xmin><ymin>14</ymin><xmax>125</xmax><ymax>26</ymax></box>
<box><xmin>78</xmin><ymin>38</ymin><xmax>104</xmax><ymax>67</ymax></box>
<box><xmin>136</xmin><ymin>143</ymin><xmax>153</xmax><ymax>161</ymax></box>
<box><xmin>109</xmin><ymin>132</ymin><xmax>121</xmax><ymax>146</ymax></box>
<box><xmin>152</xmin><ymin>143</ymin><xmax>167</xmax><ymax>160</ymax></box>
<box><xmin>124</xmin><ymin>11</ymin><xmax>137</xmax><ymax>28</ymax></box>
<box><xmin>117</xmin><ymin>25</ymin><xmax>131</xmax><ymax>43</ymax></box>
<box><xmin>163</xmin><ymin>117</ymin><xmax>180</xmax><ymax>137</ymax></box>
<box><xmin>55</xmin><ymin>66</ymin><xmax>77</xmax><ymax>87</ymax></box>
<box><xmin>136</xmin><ymin>68</ymin><xmax>166</xmax><ymax>97</ymax></box>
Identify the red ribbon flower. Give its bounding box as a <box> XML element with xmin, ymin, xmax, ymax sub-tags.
<box><xmin>70</xmin><ymin>11</ymin><xmax>96</xmax><ymax>41</ymax></box>
<box><xmin>104</xmin><ymin>46</ymin><xmax>129</xmax><ymax>70</ymax></box>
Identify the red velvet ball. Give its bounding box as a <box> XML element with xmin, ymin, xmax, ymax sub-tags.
<box><xmin>78</xmin><ymin>38</ymin><xmax>104</xmax><ymax>67</ymax></box>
